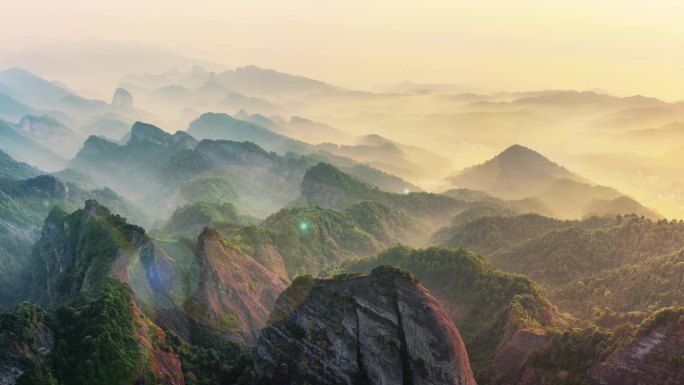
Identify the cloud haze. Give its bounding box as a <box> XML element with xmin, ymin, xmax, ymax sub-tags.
<box><xmin>1</xmin><ymin>0</ymin><xmax>683</xmax><ymax>100</ymax></box>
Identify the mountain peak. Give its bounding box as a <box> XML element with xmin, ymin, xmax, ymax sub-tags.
<box><xmin>0</xmin><ymin>67</ymin><xmax>71</xmax><ymax>100</ymax></box>
<box><xmin>0</xmin><ymin>149</ymin><xmax>40</xmax><ymax>179</ymax></box>
<box><xmin>129</xmin><ymin>121</ymin><xmax>171</xmax><ymax>145</ymax></box>
<box><xmin>459</xmin><ymin>144</ymin><xmax>572</xmax><ymax>177</ymax></box>
<box><xmin>449</xmin><ymin>144</ymin><xmax>582</xmax><ymax>200</ymax></box>
<box><xmin>497</xmin><ymin>144</ymin><xmax>545</xmax><ymax>160</ymax></box>
<box><xmin>0</xmin><ymin>67</ymin><xmax>36</xmax><ymax>77</ymax></box>
<box><xmin>254</xmin><ymin>267</ymin><xmax>476</xmax><ymax>384</ymax></box>
<box><xmin>111</xmin><ymin>87</ymin><xmax>133</xmax><ymax>108</ymax></box>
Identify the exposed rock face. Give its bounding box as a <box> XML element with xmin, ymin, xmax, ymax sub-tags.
<box><xmin>133</xmin><ymin>302</ymin><xmax>185</xmax><ymax>385</ymax></box>
<box><xmin>181</xmin><ymin>228</ymin><xmax>287</xmax><ymax>345</ymax></box>
<box><xmin>25</xmin><ymin>201</ymin><xmax>187</xmax><ymax>385</ymax></box>
<box><xmin>32</xmin><ymin>200</ymin><xmax>148</xmax><ymax>305</ymax></box>
<box><xmin>492</xmin><ymin>328</ymin><xmax>551</xmax><ymax>385</ymax></box>
<box><xmin>111</xmin><ymin>87</ymin><xmax>133</xmax><ymax>108</ymax></box>
<box><xmin>254</xmin><ymin>266</ymin><xmax>476</xmax><ymax>385</ymax></box>
<box><xmin>33</xmin><ymin>201</ymin><xmax>286</xmax><ymax>347</ymax></box>
<box><xmin>587</xmin><ymin>309</ymin><xmax>684</xmax><ymax>385</ymax></box>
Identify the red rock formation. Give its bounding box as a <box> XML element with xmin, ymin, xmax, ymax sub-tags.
<box><xmin>182</xmin><ymin>228</ymin><xmax>287</xmax><ymax>344</ymax></box>
<box><xmin>493</xmin><ymin>328</ymin><xmax>551</xmax><ymax>385</ymax></box>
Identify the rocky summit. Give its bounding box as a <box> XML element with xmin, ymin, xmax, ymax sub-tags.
<box><xmin>111</xmin><ymin>87</ymin><xmax>133</xmax><ymax>108</ymax></box>
<box><xmin>254</xmin><ymin>266</ymin><xmax>476</xmax><ymax>385</ymax></box>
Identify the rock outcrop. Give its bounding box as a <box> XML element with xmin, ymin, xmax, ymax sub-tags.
<box><xmin>33</xmin><ymin>200</ymin><xmax>286</xmax><ymax>348</ymax></box>
<box><xmin>492</xmin><ymin>328</ymin><xmax>551</xmax><ymax>385</ymax></box>
<box><xmin>254</xmin><ymin>266</ymin><xmax>477</xmax><ymax>385</ymax></box>
<box><xmin>587</xmin><ymin>307</ymin><xmax>684</xmax><ymax>385</ymax></box>
<box><xmin>32</xmin><ymin>200</ymin><xmax>147</xmax><ymax>305</ymax></box>
<box><xmin>338</xmin><ymin>246</ymin><xmax>561</xmax><ymax>384</ymax></box>
<box><xmin>28</xmin><ymin>200</ymin><xmax>287</xmax><ymax>383</ymax></box>
<box><xmin>180</xmin><ymin>228</ymin><xmax>287</xmax><ymax>344</ymax></box>
<box><xmin>111</xmin><ymin>87</ymin><xmax>133</xmax><ymax>108</ymax></box>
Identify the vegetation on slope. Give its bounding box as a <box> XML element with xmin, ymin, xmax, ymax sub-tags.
<box><xmin>179</xmin><ymin>177</ymin><xmax>237</xmax><ymax>204</ymax></box>
<box><xmin>0</xmin><ymin>149</ymin><xmax>39</xmax><ymax>180</ymax></box>
<box><xmin>0</xmin><ymin>282</ymin><xmax>143</xmax><ymax>385</ymax></box>
<box><xmin>434</xmin><ymin>213</ymin><xmax>612</xmax><ymax>255</ymax></box>
<box><xmin>31</xmin><ymin>200</ymin><xmax>146</xmax><ymax>304</ymax></box>
<box><xmin>219</xmin><ymin>202</ymin><xmax>424</xmax><ymax>278</ymax></box>
<box><xmin>555</xmin><ymin>248</ymin><xmax>684</xmax><ymax>321</ymax></box>
<box><xmin>164</xmin><ymin>328</ymin><xmax>254</xmax><ymax>385</ymax></box>
<box><xmin>162</xmin><ymin>201</ymin><xmax>255</xmax><ymax>237</ymax></box>
<box><xmin>490</xmin><ymin>215</ymin><xmax>684</xmax><ymax>287</ymax></box>
<box><xmin>527</xmin><ymin>306</ymin><xmax>684</xmax><ymax>384</ymax></box>
<box><xmin>302</xmin><ymin>162</ymin><xmax>464</xmax><ymax>224</ymax></box>
<box><xmin>50</xmin><ymin>280</ymin><xmax>141</xmax><ymax>385</ymax></box>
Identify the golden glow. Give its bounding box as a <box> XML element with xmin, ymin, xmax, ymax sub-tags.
<box><xmin>1</xmin><ymin>1</ymin><xmax>683</xmax><ymax>218</ymax></box>
<box><xmin>1</xmin><ymin>0</ymin><xmax>683</xmax><ymax>100</ymax></box>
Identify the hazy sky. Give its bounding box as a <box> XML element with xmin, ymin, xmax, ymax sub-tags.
<box><xmin>2</xmin><ymin>0</ymin><xmax>683</xmax><ymax>99</ymax></box>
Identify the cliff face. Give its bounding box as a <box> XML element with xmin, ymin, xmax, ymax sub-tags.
<box><xmin>254</xmin><ymin>266</ymin><xmax>476</xmax><ymax>385</ymax></box>
<box><xmin>32</xmin><ymin>200</ymin><xmax>147</xmax><ymax>305</ymax></box>
<box><xmin>338</xmin><ymin>246</ymin><xmax>561</xmax><ymax>384</ymax></box>
<box><xmin>33</xmin><ymin>201</ymin><xmax>286</xmax><ymax>347</ymax></box>
<box><xmin>587</xmin><ymin>308</ymin><xmax>684</xmax><ymax>385</ymax></box>
<box><xmin>181</xmin><ymin>228</ymin><xmax>287</xmax><ymax>345</ymax></box>
<box><xmin>28</xmin><ymin>204</ymin><xmax>185</xmax><ymax>385</ymax></box>
<box><xmin>111</xmin><ymin>87</ymin><xmax>133</xmax><ymax>109</ymax></box>
<box><xmin>492</xmin><ymin>329</ymin><xmax>551</xmax><ymax>385</ymax></box>
<box><xmin>26</xmin><ymin>201</ymin><xmax>289</xmax><ymax>383</ymax></box>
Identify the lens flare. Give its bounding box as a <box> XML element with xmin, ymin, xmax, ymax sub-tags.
<box><xmin>127</xmin><ymin>239</ymin><xmax>200</xmax><ymax>310</ymax></box>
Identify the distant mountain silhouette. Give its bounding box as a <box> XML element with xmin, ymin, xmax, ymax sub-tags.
<box><xmin>448</xmin><ymin>144</ymin><xmax>657</xmax><ymax>218</ymax></box>
<box><xmin>0</xmin><ymin>68</ymin><xmax>72</xmax><ymax>101</ymax></box>
<box><xmin>449</xmin><ymin>144</ymin><xmax>583</xmax><ymax>199</ymax></box>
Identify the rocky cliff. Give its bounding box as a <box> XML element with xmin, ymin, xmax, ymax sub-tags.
<box><xmin>33</xmin><ymin>200</ymin><xmax>286</xmax><ymax>345</ymax></box>
<box><xmin>31</xmin><ymin>199</ymin><xmax>147</xmax><ymax>305</ymax></box>
<box><xmin>587</xmin><ymin>307</ymin><xmax>684</xmax><ymax>385</ymax></box>
<box><xmin>180</xmin><ymin>227</ymin><xmax>287</xmax><ymax>344</ymax></box>
<box><xmin>254</xmin><ymin>266</ymin><xmax>477</xmax><ymax>385</ymax></box>
<box><xmin>24</xmin><ymin>200</ymin><xmax>290</xmax><ymax>383</ymax></box>
<box><xmin>111</xmin><ymin>87</ymin><xmax>133</xmax><ymax>109</ymax></box>
<box><xmin>337</xmin><ymin>246</ymin><xmax>561</xmax><ymax>384</ymax></box>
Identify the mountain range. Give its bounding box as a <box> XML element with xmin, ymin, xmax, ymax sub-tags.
<box><xmin>0</xmin><ymin>60</ymin><xmax>683</xmax><ymax>385</ymax></box>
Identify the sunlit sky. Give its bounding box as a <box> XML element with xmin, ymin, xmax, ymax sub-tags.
<box><xmin>2</xmin><ymin>0</ymin><xmax>683</xmax><ymax>100</ymax></box>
